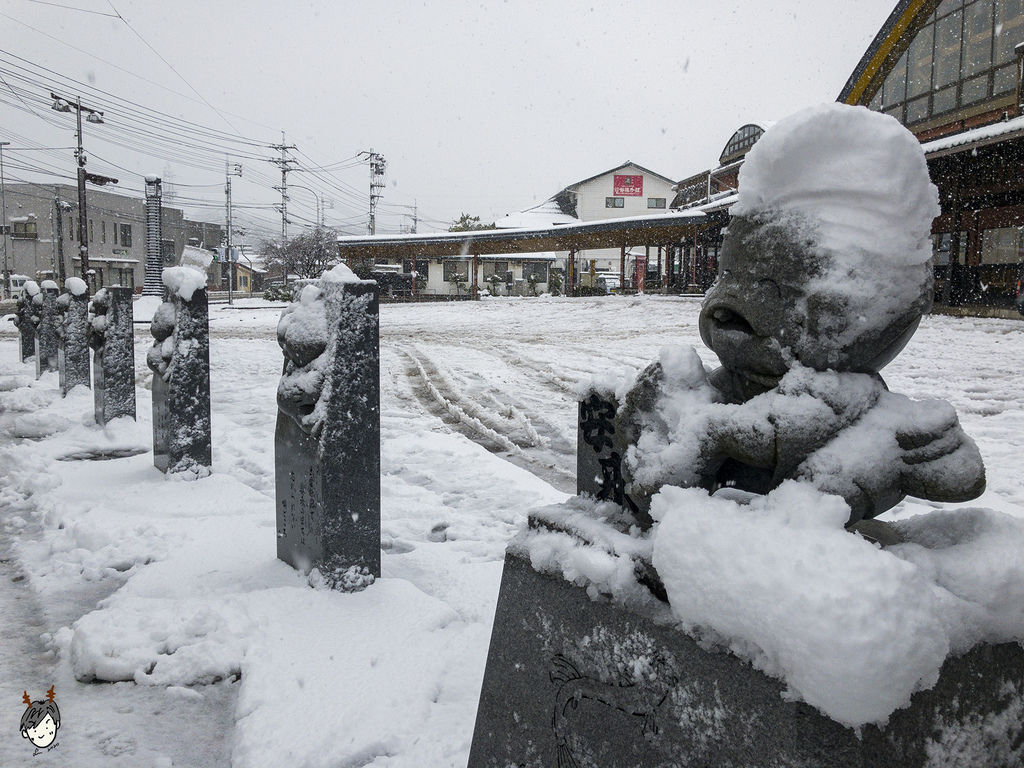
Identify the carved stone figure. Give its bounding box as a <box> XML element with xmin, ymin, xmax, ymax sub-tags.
<box><xmin>614</xmin><ymin>109</ymin><xmax>985</xmax><ymax>527</ymax></box>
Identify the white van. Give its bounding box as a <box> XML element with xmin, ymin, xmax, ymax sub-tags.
<box><xmin>596</xmin><ymin>274</ymin><xmax>620</xmax><ymax>294</ymax></box>
<box><xmin>6</xmin><ymin>274</ymin><xmax>29</xmax><ymax>299</ymax></box>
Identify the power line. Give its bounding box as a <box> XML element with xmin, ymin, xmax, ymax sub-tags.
<box><xmin>105</xmin><ymin>1</ymin><xmax>243</xmax><ymax>136</ymax></box>
<box><xmin>17</xmin><ymin>0</ymin><xmax>119</xmax><ymax>17</ymax></box>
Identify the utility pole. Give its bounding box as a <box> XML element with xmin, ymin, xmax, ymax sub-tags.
<box><xmin>359</xmin><ymin>149</ymin><xmax>386</xmax><ymax>235</ymax></box>
<box><xmin>54</xmin><ymin>191</ymin><xmax>67</xmax><ymax>284</ymax></box>
<box><xmin>0</xmin><ymin>140</ymin><xmax>9</xmax><ymax>298</ymax></box>
<box><xmin>269</xmin><ymin>132</ymin><xmax>297</xmax><ymax>242</ymax></box>
<box><xmin>225</xmin><ymin>159</ymin><xmax>242</xmax><ymax>305</ymax></box>
<box><xmin>50</xmin><ymin>92</ymin><xmax>116</xmax><ymax>286</ymax></box>
<box><xmin>49</xmin><ymin>188</ymin><xmax>58</xmax><ymax>281</ymax></box>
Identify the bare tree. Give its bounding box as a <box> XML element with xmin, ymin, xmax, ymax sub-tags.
<box><xmin>262</xmin><ymin>227</ymin><xmax>339</xmax><ymax>280</ymax></box>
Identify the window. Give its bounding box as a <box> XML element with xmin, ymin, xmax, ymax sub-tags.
<box><xmin>11</xmin><ymin>221</ymin><xmax>37</xmax><ymax>239</ymax></box>
<box><xmin>995</xmin><ymin>0</ymin><xmax>1024</xmax><ymax>65</ymax></box>
<box><xmin>101</xmin><ymin>220</ymin><xmax>106</xmax><ymax>244</ymax></box>
<box><xmin>120</xmin><ymin>223</ymin><xmax>132</xmax><ymax>247</ymax></box>
<box><xmin>522</xmin><ymin>261</ymin><xmax>548</xmax><ymax>283</ymax></box>
<box><xmin>88</xmin><ymin>219</ymin><xmax>94</xmax><ymax>243</ymax></box>
<box><xmin>605</xmin><ymin>197</ymin><xmax>624</xmax><ymax>208</ymax></box>
<box><xmin>647</xmin><ymin>197</ymin><xmax>666</xmax><ymax>209</ymax></box>
<box><xmin>443</xmin><ymin>260</ymin><xmax>470</xmax><ymax>282</ymax></box>
<box><xmin>980</xmin><ymin>227</ymin><xmax>1024</xmax><ymax>263</ymax></box>
<box><xmin>482</xmin><ymin>260</ymin><xmax>509</xmax><ymax>279</ymax></box>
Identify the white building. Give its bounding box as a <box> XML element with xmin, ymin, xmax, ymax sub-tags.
<box><xmin>501</xmin><ymin>161</ymin><xmax>678</xmax><ymax>287</ymax></box>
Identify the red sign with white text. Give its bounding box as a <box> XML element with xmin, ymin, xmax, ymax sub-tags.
<box><xmin>613</xmin><ymin>174</ymin><xmax>643</xmax><ymax>196</ymax></box>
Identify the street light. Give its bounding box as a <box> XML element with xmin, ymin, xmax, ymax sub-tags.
<box><xmin>49</xmin><ymin>92</ymin><xmax>115</xmax><ymax>284</ymax></box>
<box><xmin>288</xmin><ymin>184</ymin><xmax>323</xmax><ymax>229</ymax></box>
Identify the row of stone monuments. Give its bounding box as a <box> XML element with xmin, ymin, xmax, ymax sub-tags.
<box><xmin>11</xmin><ymin>273</ymin><xmax>216</xmax><ymax>479</ymax></box>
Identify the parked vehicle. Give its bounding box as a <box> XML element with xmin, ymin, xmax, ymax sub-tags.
<box><xmin>596</xmin><ymin>274</ymin><xmax>620</xmax><ymax>294</ymax></box>
<box><xmin>6</xmin><ymin>274</ymin><xmax>29</xmax><ymax>299</ymax></box>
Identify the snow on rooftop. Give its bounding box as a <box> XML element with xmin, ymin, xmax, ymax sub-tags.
<box><xmin>495</xmin><ymin>198</ymin><xmax>578</xmax><ymax>230</ymax></box>
<box><xmin>922</xmin><ymin>114</ymin><xmax>1024</xmax><ymax>156</ymax></box>
<box><xmin>337</xmin><ymin>208</ymin><xmax>704</xmax><ymax>246</ymax></box>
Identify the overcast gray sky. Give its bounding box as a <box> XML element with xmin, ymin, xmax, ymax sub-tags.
<box><xmin>1</xmin><ymin>0</ymin><xmax>896</xmax><ymax>238</ymax></box>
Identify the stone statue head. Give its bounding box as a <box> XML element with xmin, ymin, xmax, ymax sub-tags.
<box><xmin>698</xmin><ymin>104</ymin><xmax>940</xmax><ymax>390</ymax></box>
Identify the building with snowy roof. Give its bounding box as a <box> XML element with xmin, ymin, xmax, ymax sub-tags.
<box><xmin>664</xmin><ymin>122</ymin><xmax>771</xmax><ymax>292</ymax></box>
<box><xmin>841</xmin><ymin>0</ymin><xmax>1024</xmax><ymax>312</ymax></box>
<box><xmin>0</xmin><ymin>181</ymin><xmax>222</xmax><ymax>294</ymax></box>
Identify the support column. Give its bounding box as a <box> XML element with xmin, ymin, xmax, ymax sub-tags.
<box><xmin>619</xmin><ymin>245</ymin><xmax>626</xmax><ymax>293</ymax></box>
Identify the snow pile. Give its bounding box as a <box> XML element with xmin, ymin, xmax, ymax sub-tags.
<box><xmin>65</xmin><ymin>276</ymin><xmax>88</xmax><ymax>296</ymax></box>
<box><xmin>732</xmin><ymin>103</ymin><xmax>938</xmax><ymax>268</ymax></box>
<box><xmin>321</xmin><ymin>262</ymin><xmax>361</xmax><ymax>284</ymax></box>
<box><xmin>41</xmin><ymin>279</ymin><xmax>59</xmax><ymax>291</ymax></box>
<box><xmin>514</xmin><ymin>497</ymin><xmax>666</xmax><ymax>615</ymax></box>
<box><xmin>23</xmin><ymin>279</ymin><xmax>40</xmax><ymax>297</ymax></box>
<box><xmin>162</xmin><ymin>266</ymin><xmax>207</xmax><ymax>301</ymax></box>
<box><xmin>650</xmin><ymin>482</ymin><xmax>1024</xmax><ymax>727</ymax></box>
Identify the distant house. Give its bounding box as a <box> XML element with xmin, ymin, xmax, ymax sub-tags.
<box><xmin>499</xmin><ymin>161</ymin><xmax>677</xmax><ymax>289</ymax></box>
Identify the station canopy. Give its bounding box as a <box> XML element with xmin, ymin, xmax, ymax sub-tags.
<box><xmin>336</xmin><ymin>210</ymin><xmax>706</xmax><ymax>261</ymax></box>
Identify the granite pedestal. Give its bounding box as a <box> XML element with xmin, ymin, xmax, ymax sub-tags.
<box><xmin>275</xmin><ymin>280</ymin><xmax>380</xmax><ymax>585</ymax></box>
<box><xmin>91</xmin><ymin>286</ymin><xmax>136</xmax><ymax>425</ymax></box>
<box><xmin>469</xmin><ymin>541</ymin><xmax>1024</xmax><ymax>768</ymax></box>
<box><xmin>35</xmin><ymin>286</ymin><xmax>59</xmax><ymax>377</ymax></box>
<box><xmin>149</xmin><ymin>288</ymin><xmax>211</xmax><ymax>475</ymax></box>
<box><xmin>15</xmin><ymin>294</ymin><xmax>35</xmax><ymax>363</ymax></box>
<box><xmin>58</xmin><ymin>291</ymin><xmax>90</xmax><ymax>395</ymax></box>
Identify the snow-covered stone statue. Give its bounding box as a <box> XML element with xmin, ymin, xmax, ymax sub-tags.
<box><xmin>88</xmin><ymin>285</ymin><xmax>136</xmax><ymax>425</ymax></box>
<box><xmin>274</xmin><ymin>265</ymin><xmax>380</xmax><ymax>589</ymax></box>
<box><xmin>34</xmin><ymin>280</ymin><xmax>60</xmax><ymax>377</ymax></box>
<box><xmin>146</xmin><ymin>266</ymin><xmax>211</xmax><ymax>477</ymax></box>
<box><xmin>12</xmin><ymin>279</ymin><xmax>39</xmax><ymax>362</ymax></box>
<box><xmin>614</xmin><ymin>103</ymin><xmax>985</xmax><ymax>529</ymax></box>
<box><xmin>56</xmin><ymin>277</ymin><xmax>90</xmax><ymax>396</ymax></box>
<box><xmin>470</xmin><ymin>105</ymin><xmax>1024</xmax><ymax>768</ymax></box>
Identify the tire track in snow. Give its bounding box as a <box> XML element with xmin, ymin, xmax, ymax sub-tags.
<box><xmin>396</xmin><ymin>345</ymin><xmax>576</xmax><ymax>493</ymax></box>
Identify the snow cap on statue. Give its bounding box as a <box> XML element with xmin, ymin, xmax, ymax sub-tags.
<box><xmin>731</xmin><ymin>103</ymin><xmax>939</xmax><ymax>268</ymax></box>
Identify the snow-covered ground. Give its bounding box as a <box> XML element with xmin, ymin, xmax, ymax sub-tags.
<box><xmin>0</xmin><ymin>295</ymin><xmax>1021</xmax><ymax>766</ymax></box>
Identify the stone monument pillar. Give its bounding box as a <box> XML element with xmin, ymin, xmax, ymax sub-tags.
<box><xmin>147</xmin><ymin>282</ymin><xmax>212</xmax><ymax>476</ymax></box>
<box><xmin>56</xmin><ymin>277</ymin><xmax>90</xmax><ymax>396</ymax></box>
<box><xmin>12</xmin><ymin>282</ymin><xmax>38</xmax><ymax>363</ymax></box>
<box><xmin>89</xmin><ymin>285</ymin><xmax>136</xmax><ymax>425</ymax></box>
<box><xmin>34</xmin><ymin>281</ymin><xmax>59</xmax><ymax>378</ymax></box>
<box><xmin>275</xmin><ymin>273</ymin><xmax>380</xmax><ymax>589</ymax></box>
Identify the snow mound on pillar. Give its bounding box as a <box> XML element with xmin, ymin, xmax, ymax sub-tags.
<box><xmin>65</xmin><ymin>276</ymin><xmax>88</xmax><ymax>296</ymax></box>
<box><xmin>651</xmin><ymin>482</ymin><xmax>1024</xmax><ymax>727</ymax></box>
<box><xmin>732</xmin><ymin>103</ymin><xmax>939</xmax><ymax>267</ymax></box>
<box><xmin>162</xmin><ymin>266</ymin><xmax>207</xmax><ymax>301</ymax></box>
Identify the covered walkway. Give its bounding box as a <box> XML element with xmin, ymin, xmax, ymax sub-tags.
<box><xmin>336</xmin><ymin>210</ymin><xmax>707</xmax><ymax>294</ymax></box>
